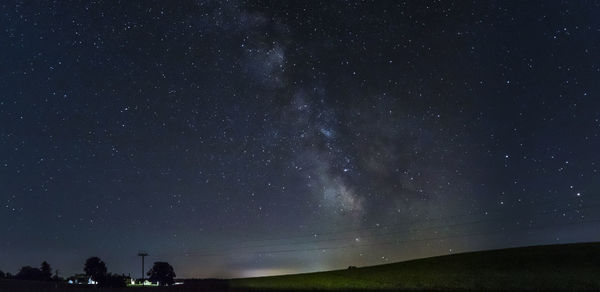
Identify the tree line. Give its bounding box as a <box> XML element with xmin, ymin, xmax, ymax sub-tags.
<box><xmin>0</xmin><ymin>261</ymin><xmax>58</xmax><ymax>282</ymax></box>
<box><xmin>0</xmin><ymin>257</ymin><xmax>176</xmax><ymax>287</ymax></box>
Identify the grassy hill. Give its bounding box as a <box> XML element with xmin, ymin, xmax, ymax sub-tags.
<box><xmin>2</xmin><ymin>242</ymin><xmax>600</xmax><ymax>291</ymax></box>
<box><xmin>229</xmin><ymin>242</ymin><xmax>600</xmax><ymax>291</ymax></box>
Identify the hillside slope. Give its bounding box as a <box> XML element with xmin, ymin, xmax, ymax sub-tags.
<box><xmin>230</xmin><ymin>242</ymin><xmax>600</xmax><ymax>290</ymax></box>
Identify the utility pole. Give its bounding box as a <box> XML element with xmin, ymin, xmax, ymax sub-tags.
<box><xmin>137</xmin><ymin>251</ymin><xmax>148</xmax><ymax>285</ymax></box>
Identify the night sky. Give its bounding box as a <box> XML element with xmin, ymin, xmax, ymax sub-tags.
<box><xmin>1</xmin><ymin>0</ymin><xmax>600</xmax><ymax>279</ymax></box>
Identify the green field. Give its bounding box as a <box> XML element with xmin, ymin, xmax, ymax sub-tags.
<box><xmin>230</xmin><ymin>242</ymin><xmax>600</xmax><ymax>291</ymax></box>
<box><xmin>2</xmin><ymin>242</ymin><xmax>600</xmax><ymax>291</ymax></box>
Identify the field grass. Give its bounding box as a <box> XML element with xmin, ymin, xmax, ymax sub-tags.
<box><xmin>2</xmin><ymin>242</ymin><xmax>600</xmax><ymax>291</ymax></box>
<box><xmin>0</xmin><ymin>279</ymin><xmax>223</xmax><ymax>292</ymax></box>
<box><xmin>230</xmin><ymin>242</ymin><xmax>600</xmax><ymax>291</ymax></box>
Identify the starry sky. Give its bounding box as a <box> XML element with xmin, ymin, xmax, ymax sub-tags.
<box><xmin>1</xmin><ymin>0</ymin><xmax>600</xmax><ymax>279</ymax></box>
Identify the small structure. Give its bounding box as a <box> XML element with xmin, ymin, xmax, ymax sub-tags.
<box><xmin>67</xmin><ymin>274</ymin><xmax>97</xmax><ymax>285</ymax></box>
<box><xmin>127</xmin><ymin>279</ymin><xmax>159</xmax><ymax>287</ymax></box>
<box><xmin>144</xmin><ymin>279</ymin><xmax>157</xmax><ymax>286</ymax></box>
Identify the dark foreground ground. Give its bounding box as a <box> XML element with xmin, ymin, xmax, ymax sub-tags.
<box><xmin>2</xmin><ymin>242</ymin><xmax>600</xmax><ymax>291</ymax></box>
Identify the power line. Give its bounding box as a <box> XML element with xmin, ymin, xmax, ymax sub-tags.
<box><xmin>152</xmin><ymin>200</ymin><xmax>599</xmax><ymax>258</ymax></box>
<box><xmin>247</xmin><ymin>217</ymin><xmax>600</xmax><ymax>256</ymax></box>
<box><xmin>155</xmin><ymin>194</ymin><xmax>589</xmax><ymax>255</ymax></box>
<box><xmin>151</xmin><ymin>200</ymin><xmax>593</xmax><ymax>258</ymax></box>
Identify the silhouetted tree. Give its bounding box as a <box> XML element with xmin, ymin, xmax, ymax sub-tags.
<box><xmin>147</xmin><ymin>262</ymin><xmax>175</xmax><ymax>286</ymax></box>
<box><xmin>0</xmin><ymin>270</ymin><xmax>5</xmax><ymax>278</ymax></box>
<box><xmin>84</xmin><ymin>257</ymin><xmax>107</xmax><ymax>282</ymax></box>
<box><xmin>16</xmin><ymin>266</ymin><xmax>43</xmax><ymax>281</ymax></box>
<box><xmin>40</xmin><ymin>261</ymin><xmax>52</xmax><ymax>280</ymax></box>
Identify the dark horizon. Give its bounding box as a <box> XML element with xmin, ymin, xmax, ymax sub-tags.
<box><xmin>1</xmin><ymin>0</ymin><xmax>599</xmax><ymax>279</ymax></box>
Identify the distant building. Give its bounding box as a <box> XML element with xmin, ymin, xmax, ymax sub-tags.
<box><xmin>66</xmin><ymin>274</ymin><xmax>96</xmax><ymax>285</ymax></box>
<box><xmin>127</xmin><ymin>279</ymin><xmax>159</xmax><ymax>287</ymax></box>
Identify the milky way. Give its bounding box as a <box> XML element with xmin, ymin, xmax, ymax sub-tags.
<box><xmin>1</xmin><ymin>1</ymin><xmax>600</xmax><ymax>278</ymax></box>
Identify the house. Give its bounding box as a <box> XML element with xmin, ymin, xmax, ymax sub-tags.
<box><xmin>127</xmin><ymin>279</ymin><xmax>159</xmax><ymax>286</ymax></box>
<box><xmin>66</xmin><ymin>274</ymin><xmax>96</xmax><ymax>285</ymax></box>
